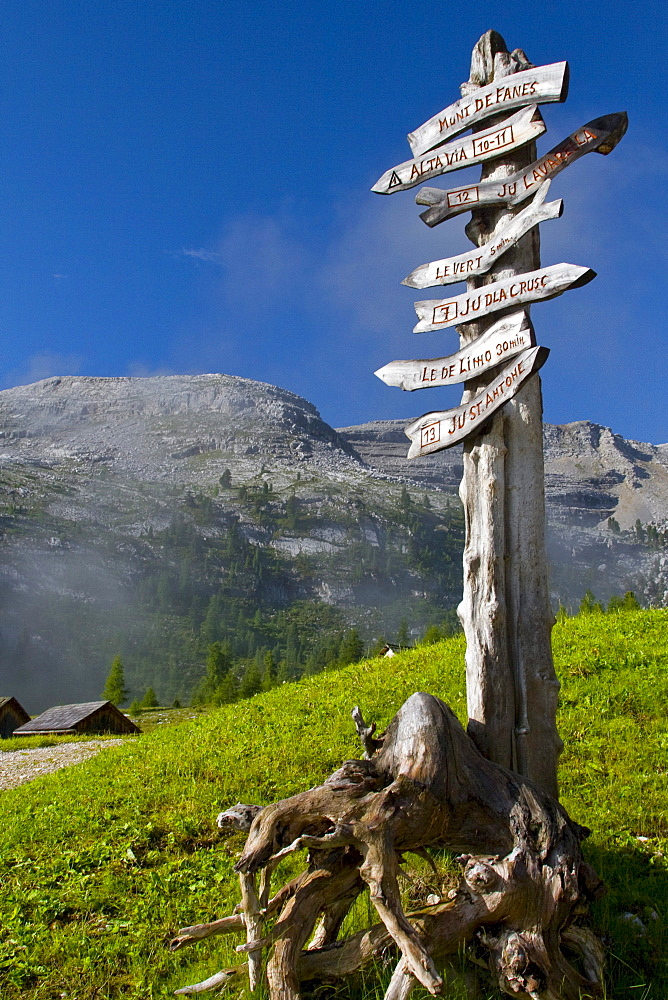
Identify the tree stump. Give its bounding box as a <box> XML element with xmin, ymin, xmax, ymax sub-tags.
<box><xmin>172</xmin><ymin>694</ymin><xmax>604</xmax><ymax>999</ymax></box>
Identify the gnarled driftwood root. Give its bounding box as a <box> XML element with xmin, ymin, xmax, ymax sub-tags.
<box><xmin>173</xmin><ymin>693</ymin><xmax>604</xmax><ymax>999</ymax></box>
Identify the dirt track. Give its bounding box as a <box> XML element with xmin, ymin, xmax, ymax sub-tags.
<box><xmin>0</xmin><ymin>740</ymin><xmax>125</xmax><ymax>791</ymax></box>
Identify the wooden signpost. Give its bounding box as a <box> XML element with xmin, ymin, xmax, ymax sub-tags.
<box><xmin>371</xmin><ymin>104</ymin><xmax>546</xmax><ymax>194</ymax></box>
<box><xmin>412</xmin><ymin>261</ymin><xmax>594</xmax><ymax>332</ymax></box>
<box><xmin>417</xmin><ymin>111</ymin><xmax>627</xmax><ymax>226</ymax></box>
<box><xmin>171</xmin><ymin>31</ymin><xmax>627</xmax><ymax>1000</ymax></box>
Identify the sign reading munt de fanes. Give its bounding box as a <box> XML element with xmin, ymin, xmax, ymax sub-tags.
<box><xmin>371</xmin><ymin>50</ymin><xmax>626</xmax><ymax>457</ymax></box>
<box><xmin>407</xmin><ymin>61</ymin><xmax>568</xmax><ymax>156</ymax></box>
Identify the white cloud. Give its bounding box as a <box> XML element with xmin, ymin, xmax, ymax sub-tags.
<box><xmin>180</xmin><ymin>248</ymin><xmax>221</xmax><ymax>262</ymax></box>
<box><xmin>0</xmin><ymin>351</ymin><xmax>85</xmax><ymax>389</ymax></box>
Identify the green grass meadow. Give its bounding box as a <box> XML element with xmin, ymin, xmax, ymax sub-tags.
<box><xmin>0</xmin><ymin>610</ymin><xmax>666</xmax><ymax>999</ymax></box>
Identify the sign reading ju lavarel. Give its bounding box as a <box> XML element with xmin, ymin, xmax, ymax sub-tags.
<box><xmin>417</xmin><ymin>112</ymin><xmax>627</xmax><ymax>227</ymax></box>
<box><xmin>404</xmin><ymin>346</ymin><xmax>549</xmax><ymax>457</ymax></box>
<box><xmin>375</xmin><ymin>311</ymin><xmax>531</xmax><ymax>391</ymax></box>
<box><xmin>408</xmin><ymin>61</ymin><xmax>568</xmax><ymax>156</ymax></box>
<box><xmin>412</xmin><ymin>263</ymin><xmax>594</xmax><ymax>333</ymax></box>
<box><xmin>403</xmin><ymin>182</ymin><xmax>561</xmax><ymax>289</ymax></box>
<box><xmin>371</xmin><ymin>105</ymin><xmax>545</xmax><ymax>195</ymax></box>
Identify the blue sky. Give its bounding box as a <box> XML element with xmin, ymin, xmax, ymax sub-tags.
<box><xmin>0</xmin><ymin>0</ymin><xmax>666</xmax><ymax>442</ymax></box>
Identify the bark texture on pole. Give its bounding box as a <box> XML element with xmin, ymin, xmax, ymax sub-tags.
<box><xmin>457</xmin><ymin>30</ymin><xmax>562</xmax><ymax>798</ymax></box>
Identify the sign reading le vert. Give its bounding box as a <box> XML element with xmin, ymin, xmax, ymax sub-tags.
<box><xmin>403</xmin><ymin>182</ymin><xmax>562</xmax><ymax>289</ymax></box>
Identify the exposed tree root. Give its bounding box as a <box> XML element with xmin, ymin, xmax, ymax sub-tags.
<box><xmin>172</xmin><ymin>694</ymin><xmax>604</xmax><ymax>999</ymax></box>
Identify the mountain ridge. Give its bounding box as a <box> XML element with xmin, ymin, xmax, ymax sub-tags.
<box><xmin>0</xmin><ymin>373</ymin><xmax>665</xmax><ymax>709</ymax></box>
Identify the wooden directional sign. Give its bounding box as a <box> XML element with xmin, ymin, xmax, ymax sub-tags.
<box><xmin>372</xmin><ymin>105</ymin><xmax>545</xmax><ymax>195</ymax></box>
<box><xmin>403</xmin><ymin>182</ymin><xmax>562</xmax><ymax>289</ymax></box>
<box><xmin>376</xmin><ymin>311</ymin><xmax>532</xmax><ymax>391</ymax></box>
<box><xmin>405</xmin><ymin>346</ymin><xmax>549</xmax><ymax>457</ymax></box>
<box><xmin>413</xmin><ymin>262</ymin><xmax>595</xmax><ymax>333</ymax></box>
<box><xmin>407</xmin><ymin>61</ymin><xmax>568</xmax><ymax>157</ymax></box>
<box><xmin>417</xmin><ymin>111</ymin><xmax>628</xmax><ymax>227</ymax></box>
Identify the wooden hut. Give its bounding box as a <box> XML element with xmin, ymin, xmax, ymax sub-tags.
<box><xmin>0</xmin><ymin>697</ymin><xmax>31</xmax><ymax>738</ymax></box>
<box><xmin>12</xmin><ymin>700</ymin><xmax>140</xmax><ymax>737</ymax></box>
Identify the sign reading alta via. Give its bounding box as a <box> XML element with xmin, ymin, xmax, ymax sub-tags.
<box><xmin>404</xmin><ymin>346</ymin><xmax>549</xmax><ymax>457</ymax></box>
<box><xmin>375</xmin><ymin>311</ymin><xmax>531</xmax><ymax>391</ymax></box>
<box><xmin>407</xmin><ymin>61</ymin><xmax>569</xmax><ymax>157</ymax></box>
<box><xmin>412</xmin><ymin>263</ymin><xmax>594</xmax><ymax>333</ymax></box>
<box><xmin>403</xmin><ymin>182</ymin><xmax>561</xmax><ymax>289</ymax></box>
<box><xmin>371</xmin><ymin>105</ymin><xmax>545</xmax><ymax>195</ymax></box>
<box><xmin>417</xmin><ymin>112</ymin><xmax>628</xmax><ymax>227</ymax></box>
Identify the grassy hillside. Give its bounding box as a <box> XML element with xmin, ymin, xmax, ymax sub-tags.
<box><xmin>0</xmin><ymin>610</ymin><xmax>666</xmax><ymax>999</ymax></box>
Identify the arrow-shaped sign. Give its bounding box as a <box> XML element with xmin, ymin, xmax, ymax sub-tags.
<box><xmin>376</xmin><ymin>311</ymin><xmax>532</xmax><ymax>391</ymax></box>
<box><xmin>416</xmin><ymin>112</ymin><xmax>628</xmax><ymax>227</ymax></box>
<box><xmin>407</xmin><ymin>61</ymin><xmax>569</xmax><ymax>157</ymax></box>
<box><xmin>403</xmin><ymin>182</ymin><xmax>562</xmax><ymax>289</ymax></box>
<box><xmin>405</xmin><ymin>346</ymin><xmax>549</xmax><ymax>457</ymax></box>
<box><xmin>372</xmin><ymin>105</ymin><xmax>545</xmax><ymax>196</ymax></box>
<box><xmin>413</xmin><ymin>262</ymin><xmax>595</xmax><ymax>333</ymax></box>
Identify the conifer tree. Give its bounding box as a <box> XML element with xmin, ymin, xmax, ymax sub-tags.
<box><xmin>102</xmin><ymin>655</ymin><xmax>128</xmax><ymax>706</ymax></box>
<box><xmin>141</xmin><ymin>686</ymin><xmax>159</xmax><ymax>708</ymax></box>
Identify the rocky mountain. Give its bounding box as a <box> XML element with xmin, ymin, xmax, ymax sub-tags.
<box><xmin>337</xmin><ymin>418</ymin><xmax>668</xmax><ymax>608</ymax></box>
<box><xmin>0</xmin><ymin>373</ymin><xmax>665</xmax><ymax>710</ymax></box>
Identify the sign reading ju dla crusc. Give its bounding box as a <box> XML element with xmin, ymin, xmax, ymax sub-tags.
<box><xmin>373</xmin><ymin>58</ymin><xmax>627</xmax><ymax>457</ymax></box>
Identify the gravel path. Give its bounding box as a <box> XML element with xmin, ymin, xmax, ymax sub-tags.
<box><xmin>0</xmin><ymin>740</ymin><xmax>126</xmax><ymax>791</ymax></box>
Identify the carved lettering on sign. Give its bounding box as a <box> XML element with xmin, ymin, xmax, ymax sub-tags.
<box><xmin>375</xmin><ymin>311</ymin><xmax>532</xmax><ymax>390</ymax></box>
<box><xmin>413</xmin><ymin>263</ymin><xmax>595</xmax><ymax>333</ymax></box>
<box><xmin>403</xmin><ymin>183</ymin><xmax>562</xmax><ymax>289</ymax></box>
<box><xmin>416</xmin><ymin>111</ymin><xmax>628</xmax><ymax>226</ymax></box>
<box><xmin>404</xmin><ymin>346</ymin><xmax>549</xmax><ymax>457</ymax></box>
<box><xmin>407</xmin><ymin>61</ymin><xmax>569</xmax><ymax>156</ymax></box>
<box><xmin>371</xmin><ymin>106</ymin><xmax>545</xmax><ymax>195</ymax></box>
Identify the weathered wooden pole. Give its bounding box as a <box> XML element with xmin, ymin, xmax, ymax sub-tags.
<box><xmin>455</xmin><ymin>30</ymin><xmax>562</xmax><ymax>797</ymax></box>
<box><xmin>371</xmin><ymin>31</ymin><xmax>625</xmax><ymax>799</ymax></box>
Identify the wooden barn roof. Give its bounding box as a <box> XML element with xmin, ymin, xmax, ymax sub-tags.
<box><xmin>0</xmin><ymin>696</ymin><xmax>31</xmax><ymax>718</ymax></box>
<box><xmin>13</xmin><ymin>700</ymin><xmax>138</xmax><ymax>735</ymax></box>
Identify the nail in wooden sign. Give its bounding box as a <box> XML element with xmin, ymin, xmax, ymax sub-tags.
<box><xmin>413</xmin><ymin>262</ymin><xmax>595</xmax><ymax>333</ymax></box>
<box><xmin>416</xmin><ymin>111</ymin><xmax>628</xmax><ymax>227</ymax></box>
<box><xmin>403</xmin><ymin>183</ymin><xmax>562</xmax><ymax>289</ymax></box>
<box><xmin>405</xmin><ymin>346</ymin><xmax>549</xmax><ymax>457</ymax></box>
<box><xmin>375</xmin><ymin>311</ymin><xmax>532</xmax><ymax>391</ymax></box>
<box><xmin>407</xmin><ymin>61</ymin><xmax>568</xmax><ymax>157</ymax></box>
<box><xmin>371</xmin><ymin>105</ymin><xmax>545</xmax><ymax>196</ymax></box>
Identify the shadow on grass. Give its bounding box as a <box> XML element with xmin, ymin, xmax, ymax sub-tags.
<box><xmin>585</xmin><ymin>840</ymin><xmax>666</xmax><ymax>999</ymax></box>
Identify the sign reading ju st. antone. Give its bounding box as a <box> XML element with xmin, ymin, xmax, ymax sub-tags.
<box><xmin>371</xmin><ymin>55</ymin><xmax>626</xmax><ymax>455</ymax></box>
